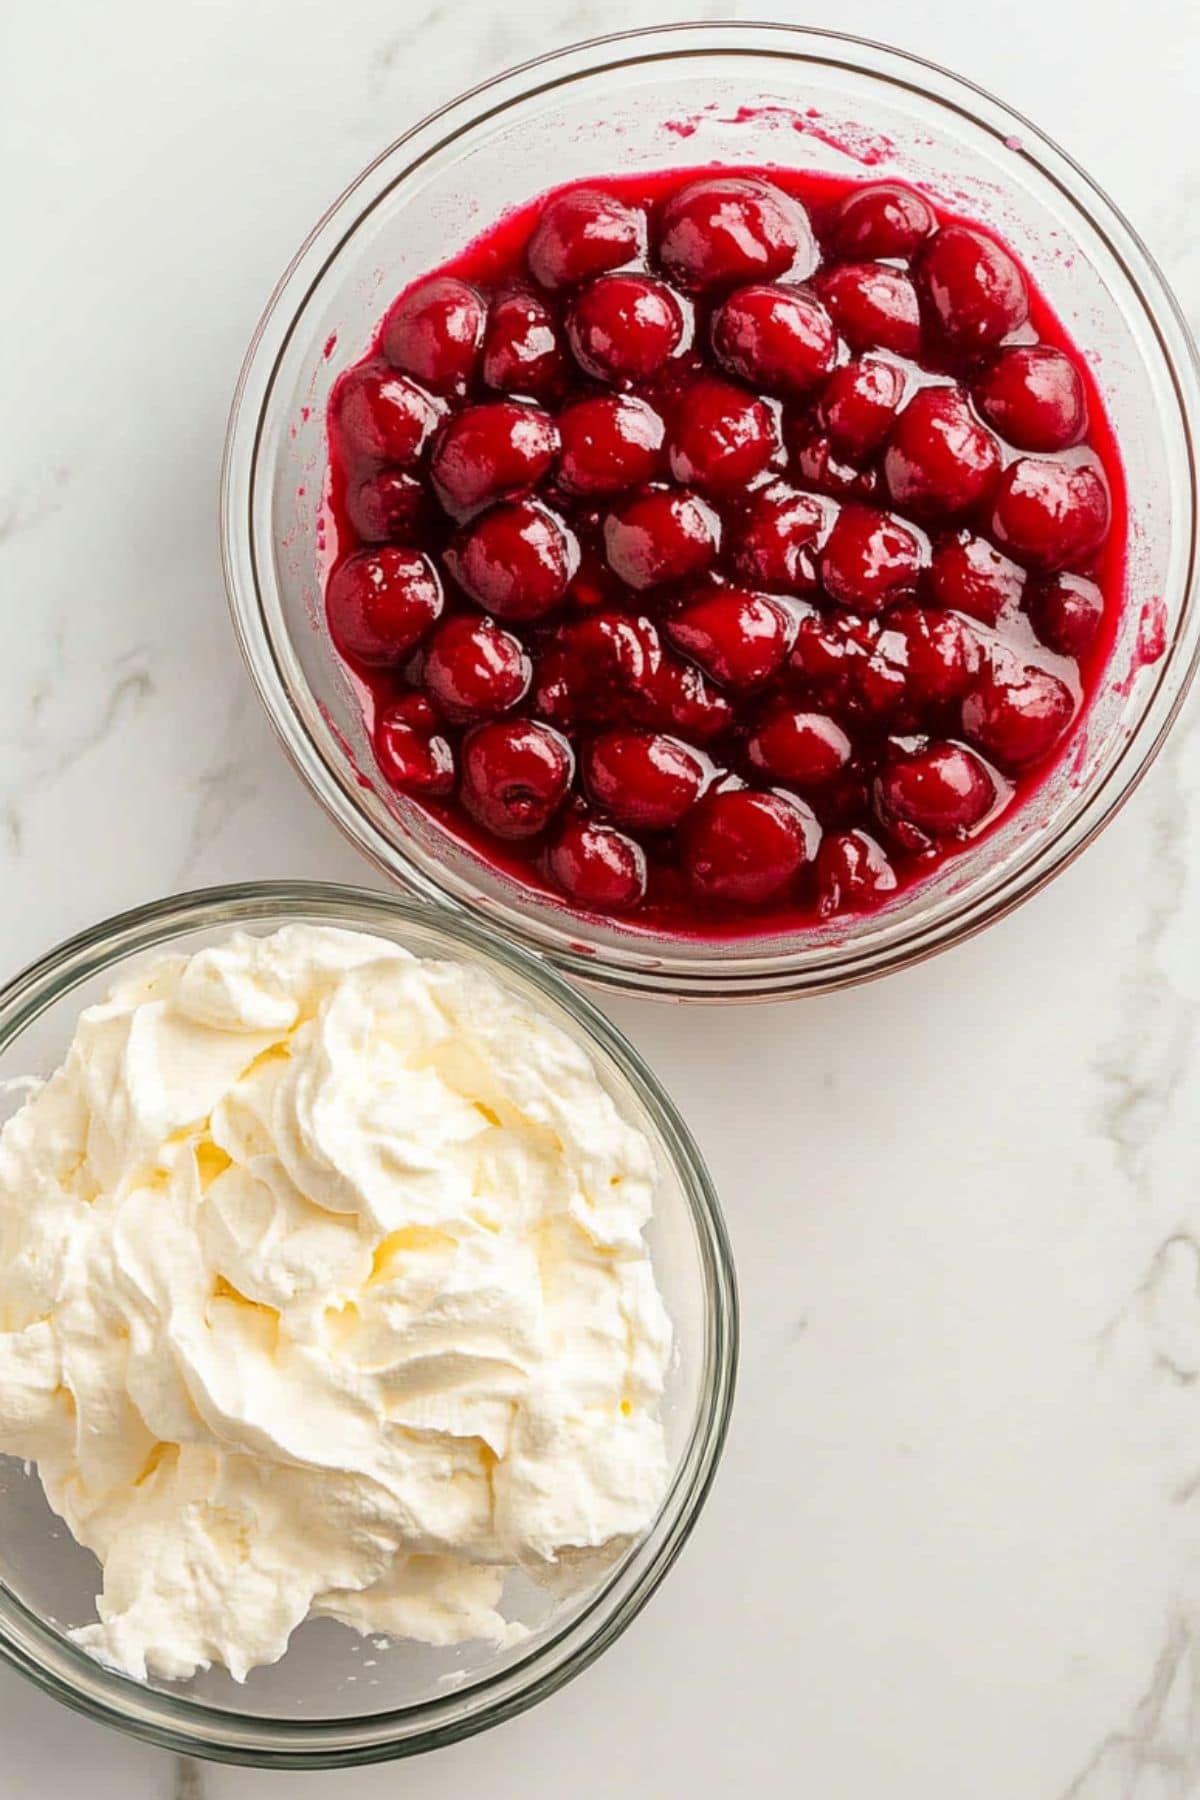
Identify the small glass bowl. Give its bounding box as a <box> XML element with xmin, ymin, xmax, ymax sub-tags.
<box><xmin>222</xmin><ymin>24</ymin><xmax>1200</xmax><ymax>1000</ymax></box>
<box><xmin>0</xmin><ymin>883</ymin><xmax>736</xmax><ymax>1767</ymax></box>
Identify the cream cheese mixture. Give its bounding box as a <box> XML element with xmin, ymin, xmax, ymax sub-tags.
<box><xmin>0</xmin><ymin>925</ymin><xmax>672</xmax><ymax>1682</ymax></box>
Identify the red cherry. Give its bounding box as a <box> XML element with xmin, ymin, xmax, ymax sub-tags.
<box><xmin>882</xmin><ymin>604</ymin><xmax>980</xmax><ymax>706</ymax></box>
<box><xmin>533</xmin><ymin>613</ymin><xmax>663</xmax><ymax>726</ymax></box>
<box><xmin>1029</xmin><ymin>573</ymin><xmax>1105</xmax><ymax>658</ymax></box>
<box><xmin>374</xmin><ymin>694</ymin><xmax>455</xmax><ymax>795</ymax></box>
<box><xmin>481</xmin><ymin>289</ymin><xmax>565</xmax><ymax>400</ymax></box>
<box><xmin>557</xmin><ymin>395</ymin><xmax>665</xmax><ymax>497</ymax></box>
<box><xmin>460</xmin><ymin>719</ymin><xmax>574</xmax><ymax>838</ymax></box>
<box><xmin>547</xmin><ymin>818</ymin><xmax>647</xmax><ymax>910</ymax></box>
<box><xmin>430</xmin><ymin>402</ymin><xmax>558</xmax><ymax>518</ymax></box>
<box><xmin>604</xmin><ymin>486</ymin><xmax>721</xmax><ymax>590</ymax></box>
<box><xmin>567</xmin><ymin>274</ymin><xmax>685</xmax><ymax>386</ymax></box>
<box><xmin>667</xmin><ymin>378</ymin><xmax>780</xmax><ymax>496</ymax></box>
<box><xmin>820</xmin><ymin>505</ymin><xmax>921</xmax><ymax>613</ymax></box>
<box><xmin>816</xmin><ymin>357</ymin><xmax>906</xmax><ymax>460</ymax></box>
<box><xmin>527</xmin><ymin>187</ymin><xmax>642</xmax><ymax>290</ymax></box>
<box><xmin>332</xmin><ymin>363</ymin><xmax>438</xmax><ymax>467</ymax></box>
<box><xmin>918</xmin><ymin>226</ymin><xmax>1029</xmax><ymax>350</ymax></box>
<box><xmin>345</xmin><ymin>469</ymin><xmax>429</xmax><ymax>544</ymax></box>
<box><xmin>832</xmin><ymin>183</ymin><xmax>936</xmax><ymax>259</ymax></box>
<box><xmin>814</xmin><ymin>829</ymin><xmax>899</xmax><ymax>917</ymax></box>
<box><xmin>729</xmin><ymin>484</ymin><xmax>825</xmax><ymax>593</ymax></box>
<box><xmin>747</xmin><ymin>708</ymin><xmax>852</xmax><ymax>785</ymax></box>
<box><xmin>447</xmin><ymin>500</ymin><xmax>576</xmax><ymax>621</ymax></box>
<box><xmin>711</xmin><ymin>284</ymin><xmax>837</xmax><ymax>396</ymax></box>
<box><xmin>876</xmin><ymin>741</ymin><xmax>996</xmax><ymax>835</ymax></box>
<box><xmin>812</xmin><ymin>263</ymin><xmax>921</xmax><ymax>356</ymax></box>
<box><xmin>680</xmin><ymin>789</ymin><xmax>818</xmax><ymax>903</ymax></box>
<box><xmin>990</xmin><ymin>458</ymin><xmax>1110</xmax><ymax>571</ymax></box>
<box><xmin>961</xmin><ymin>661</ymin><xmax>1075</xmax><ymax>768</ymax></box>
<box><xmin>883</xmin><ymin>386</ymin><xmax>1001</xmax><ymax>518</ymax></box>
<box><xmin>422</xmin><ymin>615</ymin><xmax>530</xmax><ymax>722</ymax></box>
<box><xmin>651</xmin><ymin>659</ymin><xmax>736</xmax><ymax>744</ymax></box>
<box><xmin>656</xmin><ymin>177</ymin><xmax>813</xmax><ymax>292</ymax></box>
<box><xmin>326</xmin><ymin>548</ymin><xmax>443</xmax><ymax>666</ymax></box>
<box><xmin>381</xmin><ymin>276</ymin><xmax>485</xmax><ymax>397</ymax></box>
<box><xmin>785</xmin><ymin>424</ymin><xmax>876</xmax><ymax>499</ymax></box>
<box><xmin>585</xmin><ymin>729</ymin><xmax>708</xmax><ymax>829</ymax></box>
<box><xmin>973</xmin><ymin>345</ymin><xmax>1088</xmax><ymax>451</ymax></box>
<box><xmin>667</xmin><ymin>587</ymin><xmax>793</xmax><ymax>688</ymax></box>
<box><xmin>928</xmin><ymin>530</ymin><xmax>1025</xmax><ymax>624</ymax></box>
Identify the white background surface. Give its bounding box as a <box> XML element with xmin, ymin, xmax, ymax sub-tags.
<box><xmin>3</xmin><ymin>1</ymin><xmax>1200</xmax><ymax>1794</ymax></box>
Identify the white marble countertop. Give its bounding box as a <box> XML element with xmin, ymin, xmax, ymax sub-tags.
<box><xmin>3</xmin><ymin>0</ymin><xmax>1200</xmax><ymax>1793</ymax></box>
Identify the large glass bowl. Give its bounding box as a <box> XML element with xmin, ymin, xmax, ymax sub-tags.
<box><xmin>0</xmin><ymin>884</ymin><xmax>736</xmax><ymax>1766</ymax></box>
<box><xmin>221</xmin><ymin>23</ymin><xmax>1200</xmax><ymax>1001</ymax></box>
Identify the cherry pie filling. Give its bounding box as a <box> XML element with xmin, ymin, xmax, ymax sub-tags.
<box><xmin>322</xmin><ymin>167</ymin><xmax>1127</xmax><ymax>933</ymax></box>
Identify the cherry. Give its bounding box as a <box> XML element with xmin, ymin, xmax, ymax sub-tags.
<box><xmin>791</xmin><ymin>614</ymin><xmax>906</xmax><ymax>719</ymax></box>
<box><xmin>883</xmin><ymin>604</ymin><xmax>980</xmax><ymax>706</ymax></box>
<box><xmin>447</xmin><ymin>499</ymin><xmax>576</xmax><ymax>620</ymax></box>
<box><xmin>326</xmin><ymin>548</ymin><xmax>443</xmax><ymax>666</ymax></box>
<box><xmin>1029</xmin><ymin>572</ymin><xmax>1105</xmax><ymax>658</ymax></box>
<box><xmin>832</xmin><ymin>183</ymin><xmax>936</xmax><ymax>259</ymax></box>
<box><xmin>876</xmin><ymin>741</ymin><xmax>996</xmax><ymax>835</ymax></box>
<box><xmin>374</xmin><ymin>694</ymin><xmax>455</xmax><ymax>795</ymax></box>
<box><xmin>651</xmin><ymin>659</ymin><xmax>736</xmax><ymax>743</ymax></box>
<box><xmin>812</xmin><ymin>263</ymin><xmax>921</xmax><ymax>357</ymax></box>
<box><xmin>928</xmin><ymin>530</ymin><xmax>1025</xmax><ymax>625</ymax></box>
<box><xmin>527</xmin><ymin>187</ymin><xmax>642</xmax><ymax>290</ymax></box>
<box><xmin>604</xmin><ymin>486</ymin><xmax>720</xmax><ymax>590</ymax></box>
<box><xmin>729</xmin><ymin>484</ymin><xmax>825</xmax><ymax>593</ymax></box>
<box><xmin>667</xmin><ymin>378</ymin><xmax>780</xmax><ymax>495</ymax></box>
<box><xmin>814</xmin><ymin>829</ymin><xmax>899</xmax><ymax>917</ymax></box>
<box><xmin>558</xmin><ymin>395</ymin><xmax>664</xmax><ymax>497</ymax></box>
<box><xmin>422</xmin><ymin>615</ymin><xmax>530</xmax><ymax>722</ymax></box>
<box><xmin>918</xmin><ymin>226</ymin><xmax>1028</xmax><ymax>350</ymax></box>
<box><xmin>990</xmin><ymin>458</ymin><xmax>1110</xmax><ymax>571</ymax></box>
<box><xmin>460</xmin><ymin>719</ymin><xmax>574</xmax><ymax>838</ymax></box>
<box><xmin>481</xmin><ymin>289</ymin><xmax>565</xmax><ymax>400</ymax></box>
<box><xmin>961</xmin><ymin>662</ymin><xmax>1075</xmax><ymax>769</ymax></box>
<box><xmin>667</xmin><ymin>587</ymin><xmax>793</xmax><ymax>688</ymax></box>
<box><xmin>345</xmin><ymin>469</ymin><xmax>429</xmax><ymax>544</ymax></box>
<box><xmin>973</xmin><ymin>345</ymin><xmax>1087</xmax><ymax>452</ymax></box>
<box><xmin>820</xmin><ymin>505</ymin><xmax>921</xmax><ymax>613</ymax></box>
<box><xmin>585</xmin><ymin>729</ymin><xmax>708</xmax><ymax>829</ymax></box>
<box><xmin>747</xmin><ymin>708</ymin><xmax>852</xmax><ymax>786</ymax></box>
<box><xmin>533</xmin><ymin>612</ymin><xmax>663</xmax><ymax>725</ymax></box>
<box><xmin>785</xmin><ymin>425</ymin><xmax>876</xmax><ymax>499</ymax></box>
<box><xmin>883</xmin><ymin>386</ymin><xmax>1001</xmax><ymax>518</ymax></box>
<box><xmin>332</xmin><ymin>363</ymin><xmax>439</xmax><ymax>467</ymax></box>
<box><xmin>547</xmin><ymin>818</ymin><xmax>647</xmax><ymax>910</ymax></box>
<box><xmin>381</xmin><ymin>276</ymin><xmax>485</xmax><ymax>396</ymax></box>
<box><xmin>816</xmin><ymin>357</ymin><xmax>906</xmax><ymax>460</ymax></box>
<box><xmin>430</xmin><ymin>402</ymin><xmax>558</xmax><ymax>518</ymax></box>
<box><xmin>567</xmin><ymin>274</ymin><xmax>685</xmax><ymax>385</ymax></box>
<box><xmin>680</xmin><ymin>789</ymin><xmax>817</xmax><ymax>903</ymax></box>
<box><xmin>656</xmin><ymin>176</ymin><xmax>813</xmax><ymax>291</ymax></box>
<box><xmin>711</xmin><ymin>284</ymin><xmax>837</xmax><ymax>396</ymax></box>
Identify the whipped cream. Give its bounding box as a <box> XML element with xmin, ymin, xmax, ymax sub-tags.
<box><xmin>0</xmin><ymin>925</ymin><xmax>672</xmax><ymax>1682</ymax></box>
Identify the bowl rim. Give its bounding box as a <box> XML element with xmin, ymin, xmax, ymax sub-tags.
<box><xmin>0</xmin><ymin>880</ymin><xmax>738</xmax><ymax>1766</ymax></box>
<box><xmin>221</xmin><ymin>19</ymin><xmax>1200</xmax><ymax>1002</ymax></box>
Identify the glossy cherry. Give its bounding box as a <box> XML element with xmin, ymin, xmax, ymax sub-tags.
<box><xmin>557</xmin><ymin>395</ymin><xmax>665</xmax><ymax>496</ymax></box>
<box><xmin>813</xmin><ymin>262</ymin><xmax>921</xmax><ymax>357</ymax></box>
<box><xmin>816</xmin><ymin>357</ymin><xmax>906</xmax><ymax>460</ymax></box>
<box><xmin>814</xmin><ymin>829</ymin><xmax>899</xmax><ymax>917</ymax></box>
<box><xmin>585</xmin><ymin>729</ymin><xmax>708</xmax><ymax>829</ymax></box>
<box><xmin>820</xmin><ymin>506</ymin><xmax>921</xmax><ymax>613</ymax></box>
<box><xmin>928</xmin><ymin>531</ymin><xmax>1025</xmax><ymax>625</ymax></box>
<box><xmin>447</xmin><ymin>500</ymin><xmax>576</xmax><ymax>620</ymax></box>
<box><xmin>990</xmin><ymin>459</ymin><xmax>1110</xmax><ymax>571</ymax></box>
<box><xmin>381</xmin><ymin>276</ymin><xmax>485</xmax><ymax>396</ymax></box>
<box><xmin>332</xmin><ymin>364</ymin><xmax>439</xmax><ymax>467</ymax></box>
<box><xmin>345</xmin><ymin>469</ymin><xmax>429</xmax><ymax>544</ymax></box>
<box><xmin>1029</xmin><ymin>573</ymin><xmax>1105</xmax><ymax>659</ymax></box>
<box><xmin>919</xmin><ymin>226</ymin><xmax>1029</xmax><ymax>349</ymax></box>
<box><xmin>883</xmin><ymin>604</ymin><xmax>980</xmax><ymax>707</ymax></box>
<box><xmin>680</xmin><ymin>789</ymin><xmax>817</xmax><ymax>903</ymax></box>
<box><xmin>832</xmin><ymin>183</ymin><xmax>936</xmax><ymax>259</ymax></box>
<box><xmin>884</xmin><ymin>387</ymin><xmax>1001</xmax><ymax>518</ymax></box>
<box><xmin>326</xmin><ymin>548</ymin><xmax>443</xmax><ymax>666</ymax></box>
<box><xmin>973</xmin><ymin>345</ymin><xmax>1087</xmax><ymax>452</ymax></box>
<box><xmin>431</xmin><ymin>402</ymin><xmax>558</xmax><ymax>518</ymax></box>
<box><xmin>729</xmin><ymin>484</ymin><xmax>825</xmax><ymax>593</ymax></box>
<box><xmin>527</xmin><ymin>187</ymin><xmax>642</xmax><ymax>290</ymax></box>
<box><xmin>422</xmin><ymin>615</ymin><xmax>530</xmax><ymax>722</ymax></box>
<box><xmin>460</xmin><ymin>719</ymin><xmax>575</xmax><ymax>838</ymax></box>
<box><xmin>603</xmin><ymin>486</ymin><xmax>720</xmax><ymax>590</ymax></box>
<box><xmin>547</xmin><ymin>819</ymin><xmax>647</xmax><ymax>909</ymax></box>
<box><xmin>711</xmin><ymin>283</ymin><xmax>837</xmax><ymax>396</ymax></box>
<box><xmin>667</xmin><ymin>378</ymin><xmax>780</xmax><ymax>495</ymax></box>
<box><xmin>567</xmin><ymin>274</ymin><xmax>685</xmax><ymax>385</ymax></box>
<box><xmin>747</xmin><ymin>708</ymin><xmax>852</xmax><ymax>785</ymax></box>
<box><xmin>656</xmin><ymin>176</ymin><xmax>811</xmax><ymax>291</ymax></box>
<box><xmin>374</xmin><ymin>694</ymin><xmax>456</xmax><ymax>795</ymax></box>
<box><xmin>961</xmin><ymin>662</ymin><xmax>1076</xmax><ymax>769</ymax></box>
<box><xmin>667</xmin><ymin>587</ymin><xmax>793</xmax><ymax>688</ymax></box>
<box><xmin>876</xmin><ymin>741</ymin><xmax>996</xmax><ymax>835</ymax></box>
<box><xmin>481</xmin><ymin>289</ymin><xmax>565</xmax><ymax>400</ymax></box>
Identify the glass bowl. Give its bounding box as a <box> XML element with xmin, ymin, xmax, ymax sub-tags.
<box><xmin>221</xmin><ymin>23</ymin><xmax>1200</xmax><ymax>1001</ymax></box>
<box><xmin>0</xmin><ymin>883</ymin><xmax>736</xmax><ymax>1767</ymax></box>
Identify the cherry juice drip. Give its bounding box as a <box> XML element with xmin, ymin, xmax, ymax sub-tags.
<box><xmin>322</xmin><ymin>165</ymin><xmax>1128</xmax><ymax>937</ymax></box>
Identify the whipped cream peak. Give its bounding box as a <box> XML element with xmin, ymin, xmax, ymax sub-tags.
<box><xmin>0</xmin><ymin>925</ymin><xmax>671</xmax><ymax>1682</ymax></box>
